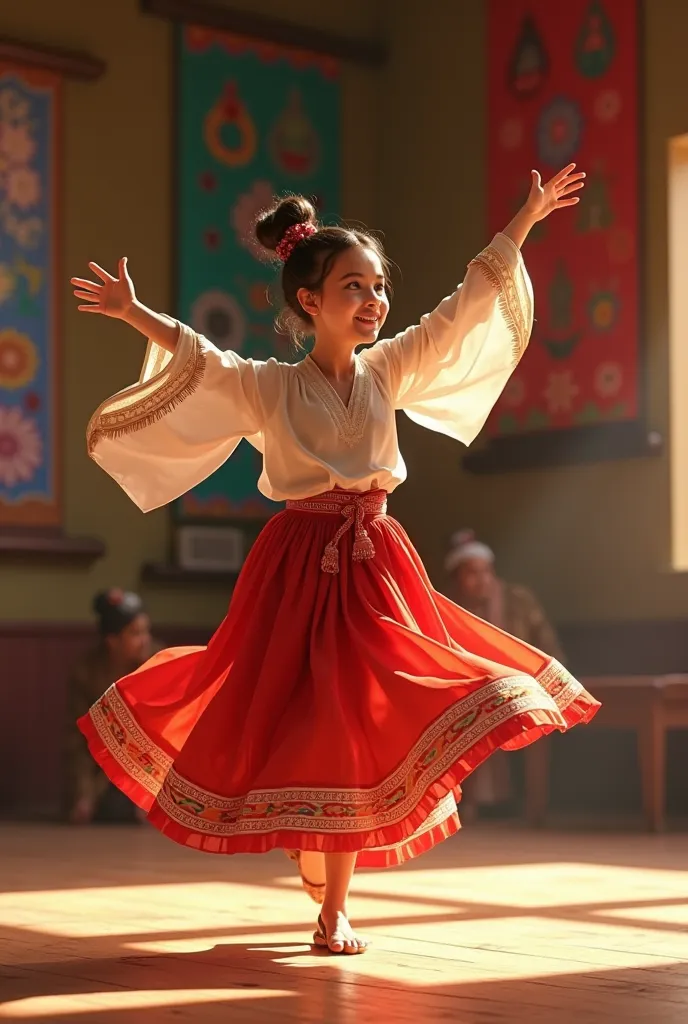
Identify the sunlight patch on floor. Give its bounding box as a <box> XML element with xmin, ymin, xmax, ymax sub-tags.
<box><xmin>351</xmin><ymin>862</ymin><xmax>688</xmax><ymax>908</ymax></box>
<box><xmin>0</xmin><ymin>989</ymin><xmax>292</xmax><ymax>1019</ymax></box>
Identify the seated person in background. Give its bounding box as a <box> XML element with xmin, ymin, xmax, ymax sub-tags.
<box><xmin>445</xmin><ymin>530</ymin><xmax>564</xmax><ymax>820</ymax></box>
<box><xmin>65</xmin><ymin>589</ymin><xmax>157</xmax><ymax>824</ymax></box>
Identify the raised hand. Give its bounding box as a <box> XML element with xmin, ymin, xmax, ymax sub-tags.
<box><xmin>525</xmin><ymin>163</ymin><xmax>586</xmax><ymax>222</ymax></box>
<box><xmin>71</xmin><ymin>258</ymin><xmax>136</xmax><ymax>318</ymax></box>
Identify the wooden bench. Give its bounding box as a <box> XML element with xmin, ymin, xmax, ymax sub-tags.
<box><xmin>525</xmin><ymin>674</ymin><xmax>688</xmax><ymax>831</ymax></box>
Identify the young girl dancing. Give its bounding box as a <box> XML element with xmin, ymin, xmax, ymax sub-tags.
<box><xmin>72</xmin><ymin>162</ymin><xmax>599</xmax><ymax>955</ymax></box>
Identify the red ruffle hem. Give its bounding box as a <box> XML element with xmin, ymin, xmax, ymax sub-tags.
<box><xmin>78</xmin><ymin>488</ymin><xmax>600</xmax><ymax>868</ymax></box>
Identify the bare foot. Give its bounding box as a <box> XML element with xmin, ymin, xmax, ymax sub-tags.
<box><xmin>317</xmin><ymin>908</ymin><xmax>368</xmax><ymax>954</ymax></box>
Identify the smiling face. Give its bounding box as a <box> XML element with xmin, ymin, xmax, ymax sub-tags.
<box><xmin>297</xmin><ymin>245</ymin><xmax>390</xmax><ymax>348</ymax></box>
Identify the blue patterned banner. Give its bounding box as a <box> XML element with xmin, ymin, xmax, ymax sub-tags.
<box><xmin>176</xmin><ymin>26</ymin><xmax>340</xmax><ymax>521</ymax></box>
<box><xmin>0</xmin><ymin>66</ymin><xmax>59</xmax><ymax>526</ymax></box>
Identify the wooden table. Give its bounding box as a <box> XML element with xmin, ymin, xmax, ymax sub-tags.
<box><xmin>525</xmin><ymin>674</ymin><xmax>688</xmax><ymax>831</ymax></box>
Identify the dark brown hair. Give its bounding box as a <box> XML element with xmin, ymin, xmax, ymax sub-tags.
<box><xmin>92</xmin><ymin>589</ymin><xmax>145</xmax><ymax>636</ymax></box>
<box><xmin>255</xmin><ymin>195</ymin><xmax>392</xmax><ymax>344</ymax></box>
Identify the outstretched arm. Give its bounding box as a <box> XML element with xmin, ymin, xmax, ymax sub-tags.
<box><xmin>71</xmin><ymin>258</ymin><xmax>179</xmax><ymax>353</ymax></box>
<box><xmin>502</xmin><ymin>162</ymin><xmax>585</xmax><ymax>249</ymax></box>
<box><xmin>363</xmin><ymin>164</ymin><xmax>586</xmax><ymax>446</ymax></box>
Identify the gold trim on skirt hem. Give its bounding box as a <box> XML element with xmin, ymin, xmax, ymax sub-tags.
<box><xmin>86</xmin><ymin>661</ymin><xmax>591</xmax><ymax>842</ymax></box>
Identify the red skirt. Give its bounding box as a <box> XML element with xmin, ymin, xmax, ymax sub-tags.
<box><xmin>79</xmin><ymin>488</ymin><xmax>600</xmax><ymax>867</ymax></box>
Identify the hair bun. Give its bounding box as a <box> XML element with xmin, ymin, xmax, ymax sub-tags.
<box><xmin>92</xmin><ymin>588</ymin><xmax>145</xmax><ymax>635</ymax></box>
<box><xmin>255</xmin><ymin>195</ymin><xmax>318</xmax><ymax>252</ymax></box>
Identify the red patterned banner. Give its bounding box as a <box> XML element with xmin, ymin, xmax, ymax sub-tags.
<box><xmin>486</xmin><ymin>0</ymin><xmax>639</xmax><ymax>438</ymax></box>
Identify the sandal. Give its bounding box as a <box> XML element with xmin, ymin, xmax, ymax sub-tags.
<box><xmin>284</xmin><ymin>849</ymin><xmax>326</xmax><ymax>905</ymax></box>
<box><xmin>313</xmin><ymin>913</ymin><xmax>368</xmax><ymax>955</ymax></box>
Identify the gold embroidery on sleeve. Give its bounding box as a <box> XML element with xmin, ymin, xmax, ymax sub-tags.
<box><xmin>86</xmin><ymin>334</ymin><xmax>206</xmax><ymax>454</ymax></box>
<box><xmin>469</xmin><ymin>244</ymin><xmax>533</xmax><ymax>364</ymax></box>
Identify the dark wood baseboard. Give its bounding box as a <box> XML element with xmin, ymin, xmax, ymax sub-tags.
<box><xmin>0</xmin><ymin>620</ymin><xmax>212</xmax><ymax>818</ymax></box>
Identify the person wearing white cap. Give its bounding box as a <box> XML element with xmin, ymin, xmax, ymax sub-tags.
<box><xmin>445</xmin><ymin>530</ymin><xmax>564</xmax><ymax>819</ymax></box>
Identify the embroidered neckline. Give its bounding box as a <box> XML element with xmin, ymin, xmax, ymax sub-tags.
<box><xmin>298</xmin><ymin>354</ymin><xmax>370</xmax><ymax>446</ymax></box>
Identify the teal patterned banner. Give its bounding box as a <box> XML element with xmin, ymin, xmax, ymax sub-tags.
<box><xmin>176</xmin><ymin>26</ymin><xmax>341</xmax><ymax>520</ymax></box>
<box><xmin>0</xmin><ymin>65</ymin><xmax>60</xmax><ymax>526</ymax></box>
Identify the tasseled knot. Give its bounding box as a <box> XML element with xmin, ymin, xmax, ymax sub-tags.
<box><xmin>321</xmin><ymin>542</ymin><xmax>340</xmax><ymax>574</ymax></box>
<box><xmin>352</xmin><ymin>531</ymin><xmax>375</xmax><ymax>562</ymax></box>
<box><xmin>319</xmin><ymin>498</ymin><xmax>378</xmax><ymax>574</ymax></box>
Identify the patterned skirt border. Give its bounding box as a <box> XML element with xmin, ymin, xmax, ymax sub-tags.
<box><xmin>78</xmin><ymin>658</ymin><xmax>599</xmax><ymax>866</ymax></box>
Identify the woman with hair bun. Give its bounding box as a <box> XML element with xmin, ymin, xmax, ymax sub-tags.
<box><xmin>71</xmin><ymin>164</ymin><xmax>599</xmax><ymax>954</ymax></box>
<box><xmin>65</xmin><ymin>589</ymin><xmax>155</xmax><ymax>825</ymax></box>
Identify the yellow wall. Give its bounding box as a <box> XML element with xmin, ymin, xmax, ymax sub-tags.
<box><xmin>2</xmin><ymin>0</ymin><xmax>687</xmax><ymax>626</ymax></box>
<box><xmin>380</xmin><ymin>0</ymin><xmax>688</xmax><ymax>623</ymax></box>
<box><xmin>0</xmin><ymin>0</ymin><xmax>381</xmax><ymax>624</ymax></box>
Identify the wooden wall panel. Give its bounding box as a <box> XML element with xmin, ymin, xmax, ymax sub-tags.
<box><xmin>0</xmin><ymin>623</ymin><xmax>210</xmax><ymax>817</ymax></box>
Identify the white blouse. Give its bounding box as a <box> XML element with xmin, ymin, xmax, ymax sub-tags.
<box><xmin>87</xmin><ymin>232</ymin><xmax>533</xmax><ymax>512</ymax></box>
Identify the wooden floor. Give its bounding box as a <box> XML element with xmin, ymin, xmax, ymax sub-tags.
<box><xmin>1</xmin><ymin>823</ymin><xmax>688</xmax><ymax>1022</ymax></box>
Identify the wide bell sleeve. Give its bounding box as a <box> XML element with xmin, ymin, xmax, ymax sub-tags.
<box><xmin>86</xmin><ymin>323</ymin><xmax>275</xmax><ymax>512</ymax></box>
<box><xmin>364</xmin><ymin>232</ymin><xmax>533</xmax><ymax>445</ymax></box>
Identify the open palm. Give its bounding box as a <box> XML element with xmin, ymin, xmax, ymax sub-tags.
<box><xmin>525</xmin><ymin>163</ymin><xmax>586</xmax><ymax>222</ymax></box>
<box><xmin>71</xmin><ymin>258</ymin><xmax>136</xmax><ymax>318</ymax></box>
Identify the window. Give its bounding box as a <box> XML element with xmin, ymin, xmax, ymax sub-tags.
<box><xmin>669</xmin><ymin>135</ymin><xmax>688</xmax><ymax>569</ymax></box>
